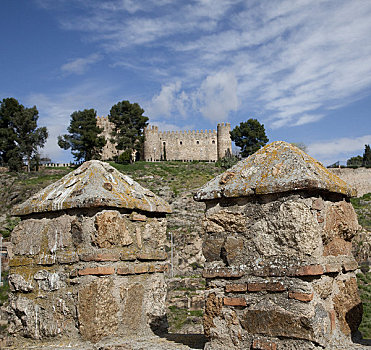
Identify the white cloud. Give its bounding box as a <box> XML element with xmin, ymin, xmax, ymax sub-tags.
<box><xmin>197</xmin><ymin>72</ymin><xmax>239</xmax><ymax>121</ymax></box>
<box><xmin>307</xmin><ymin>135</ymin><xmax>371</xmax><ymax>165</ymax></box>
<box><xmin>37</xmin><ymin>0</ymin><xmax>371</xmax><ymax>129</ymax></box>
<box><xmin>146</xmin><ymin>82</ymin><xmax>184</xmax><ymax>118</ymax></box>
<box><xmin>146</xmin><ymin>71</ymin><xmax>238</xmax><ymax>123</ymax></box>
<box><xmin>61</xmin><ymin>53</ymin><xmax>102</xmax><ymax>75</ymax></box>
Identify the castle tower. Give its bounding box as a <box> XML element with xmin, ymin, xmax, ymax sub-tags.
<box><xmin>144</xmin><ymin>126</ymin><xmax>160</xmax><ymax>161</ymax></box>
<box><xmin>97</xmin><ymin>116</ymin><xmax>120</xmax><ymax>160</ymax></box>
<box><xmin>217</xmin><ymin>122</ymin><xmax>232</xmax><ymax>159</ymax></box>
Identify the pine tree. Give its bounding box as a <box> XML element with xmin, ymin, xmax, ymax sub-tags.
<box><xmin>230</xmin><ymin>119</ymin><xmax>269</xmax><ymax>157</ymax></box>
<box><xmin>347</xmin><ymin>155</ymin><xmax>363</xmax><ymax>167</ymax></box>
<box><xmin>58</xmin><ymin>109</ymin><xmax>106</xmax><ymax>162</ymax></box>
<box><xmin>0</xmin><ymin>97</ymin><xmax>48</xmax><ymax>171</ymax></box>
<box><xmin>108</xmin><ymin>100</ymin><xmax>148</xmax><ymax>161</ymax></box>
<box><xmin>363</xmin><ymin>144</ymin><xmax>371</xmax><ymax>167</ymax></box>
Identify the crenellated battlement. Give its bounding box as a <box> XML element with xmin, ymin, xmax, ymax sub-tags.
<box><xmin>143</xmin><ymin>123</ymin><xmax>231</xmax><ymax>162</ymax></box>
<box><xmin>96</xmin><ymin>116</ymin><xmax>122</xmax><ymax>160</ymax></box>
<box><xmin>157</xmin><ymin>129</ymin><xmax>217</xmax><ymax>137</ymax></box>
<box><xmin>97</xmin><ymin>116</ymin><xmax>231</xmax><ymax>162</ymax></box>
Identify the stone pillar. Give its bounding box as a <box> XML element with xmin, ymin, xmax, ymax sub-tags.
<box><xmin>7</xmin><ymin>160</ymin><xmax>171</xmax><ymax>346</ymax></box>
<box><xmin>194</xmin><ymin>141</ymin><xmax>363</xmax><ymax>350</ymax></box>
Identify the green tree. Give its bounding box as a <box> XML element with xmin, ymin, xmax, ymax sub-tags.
<box><xmin>230</xmin><ymin>119</ymin><xmax>269</xmax><ymax>157</ymax></box>
<box><xmin>347</xmin><ymin>155</ymin><xmax>363</xmax><ymax>167</ymax></box>
<box><xmin>58</xmin><ymin>109</ymin><xmax>106</xmax><ymax>162</ymax></box>
<box><xmin>363</xmin><ymin>144</ymin><xmax>371</xmax><ymax>167</ymax></box>
<box><xmin>0</xmin><ymin>97</ymin><xmax>48</xmax><ymax>171</ymax></box>
<box><xmin>108</xmin><ymin>100</ymin><xmax>148</xmax><ymax>161</ymax></box>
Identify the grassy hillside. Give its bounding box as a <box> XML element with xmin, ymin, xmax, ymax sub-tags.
<box><xmin>109</xmin><ymin>161</ymin><xmax>223</xmax><ymax>195</ymax></box>
<box><xmin>351</xmin><ymin>193</ymin><xmax>371</xmax><ymax>231</ymax></box>
<box><xmin>351</xmin><ymin>193</ymin><xmax>371</xmax><ymax>339</ymax></box>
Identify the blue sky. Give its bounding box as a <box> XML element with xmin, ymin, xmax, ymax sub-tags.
<box><xmin>1</xmin><ymin>0</ymin><xmax>371</xmax><ymax>165</ymax></box>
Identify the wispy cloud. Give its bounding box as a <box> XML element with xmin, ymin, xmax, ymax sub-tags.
<box><xmin>197</xmin><ymin>71</ymin><xmax>239</xmax><ymax>121</ymax></box>
<box><xmin>308</xmin><ymin>135</ymin><xmax>371</xmax><ymax>165</ymax></box>
<box><xmin>308</xmin><ymin>135</ymin><xmax>371</xmax><ymax>157</ymax></box>
<box><xmin>38</xmin><ymin>0</ymin><xmax>371</xmax><ymax>130</ymax></box>
<box><xmin>61</xmin><ymin>53</ymin><xmax>102</xmax><ymax>75</ymax></box>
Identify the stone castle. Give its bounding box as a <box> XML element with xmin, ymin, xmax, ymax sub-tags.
<box><xmin>143</xmin><ymin>123</ymin><xmax>232</xmax><ymax>162</ymax></box>
<box><xmin>96</xmin><ymin>116</ymin><xmax>121</xmax><ymax>161</ymax></box>
<box><xmin>96</xmin><ymin>116</ymin><xmax>232</xmax><ymax>162</ymax></box>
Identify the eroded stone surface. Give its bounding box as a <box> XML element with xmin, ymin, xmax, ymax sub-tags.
<box><xmin>324</xmin><ymin>201</ymin><xmax>361</xmax><ymax>242</ymax></box>
<box><xmin>251</xmin><ymin>200</ymin><xmax>322</xmax><ymax>258</ymax></box>
<box><xmin>94</xmin><ymin>211</ymin><xmax>133</xmax><ymax>248</ymax></box>
<box><xmin>194</xmin><ymin>141</ymin><xmax>356</xmax><ymax>201</ymax></box>
<box><xmin>78</xmin><ymin>278</ymin><xmax>119</xmax><ymax>342</ymax></box>
<box><xmin>333</xmin><ymin>277</ymin><xmax>363</xmax><ymax>336</ymax></box>
<box><xmin>241</xmin><ymin>306</ymin><xmax>315</xmax><ymax>341</ymax></box>
<box><xmin>12</xmin><ymin>160</ymin><xmax>171</xmax><ymax>215</ymax></box>
<box><xmin>8</xmin><ymin>295</ymin><xmax>63</xmax><ymax>339</ymax></box>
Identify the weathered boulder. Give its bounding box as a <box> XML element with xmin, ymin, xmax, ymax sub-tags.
<box><xmin>195</xmin><ymin>141</ymin><xmax>363</xmax><ymax>349</ymax></box>
<box><xmin>8</xmin><ymin>160</ymin><xmax>171</xmax><ymax>345</ymax></box>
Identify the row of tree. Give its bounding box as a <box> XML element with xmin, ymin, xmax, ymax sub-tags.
<box><xmin>347</xmin><ymin>145</ymin><xmax>371</xmax><ymax>167</ymax></box>
<box><xmin>58</xmin><ymin>100</ymin><xmax>149</xmax><ymax>163</ymax></box>
<box><xmin>0</xmin><ymin>98</ymin><xmax>48</xmax><ymax>171</ymax></box>
<box><xmin>1</xmin><ymin>96</ymin><xmax>270</xmax><ymax>171</ymax></box>
<box><xmin>58</xmin><ymin>103</ymin><xmax>270</xmax><ymax>162</ymax></box>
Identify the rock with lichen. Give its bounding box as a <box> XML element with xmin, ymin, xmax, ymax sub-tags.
<box><xmin>195</xmin><ymin>141</ymin><xmax>364</xmax><ymax>350</ymax></box>
<box><xmin>7</xmin><ymin>160</ymin><xmax>171</xmax><ymax>345</ymax></box>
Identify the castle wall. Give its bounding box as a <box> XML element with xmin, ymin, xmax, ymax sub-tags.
<box><xmin>329</xmin><ymin>167</ymin><xmax>371</xmax><ymax>197</ymax></box>
<box><xmin>144</xmin><ymin>123</ymin><xmax>231</xmax><ymax>162</ymax></box>
<box><xmin>159</xmin><ymin>129</ymin><xmax>218</xmax><ymax>162</ymax></box>
<box><xmin>97</xmin><ymin>117</ymin><xmax>232</xmax><ymax>162</ymax></box>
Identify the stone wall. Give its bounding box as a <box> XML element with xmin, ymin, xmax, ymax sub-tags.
<box><xmin>143</xmin><ymin>123</ymin><xmax>232</xmax><ymax>162</ymax></box>
<box><xmin>200</xmin><ymin>194</ymin><xmax>362</xmax><ymax>349</ymax></box>
<box><xmin>330</xmin><ymin>168</ymin><xmax>371</xmax><ymax>197</ymax></box>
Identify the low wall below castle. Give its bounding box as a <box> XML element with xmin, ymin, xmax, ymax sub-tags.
<box><xmin>329</xmin><ymin>168</ymin><xmax>371</xmax><ymax>197</ymax></box>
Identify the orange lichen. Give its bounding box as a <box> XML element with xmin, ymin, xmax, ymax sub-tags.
<box><xmin>13</xmin><ymin>160</ymin><xmax>172</xmax><ymax>216</ymax></box>
<box><xmin>195</xmin><ymin>141</ymin><xmax>355</xmax><ymax>201</ymax></box>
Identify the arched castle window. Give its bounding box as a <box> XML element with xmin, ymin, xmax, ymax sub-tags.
<box><xmin>163</xmin><ymin>142</ymin><xmax>166</xmax><ymax>145</ymax></box>
<box><xmin>180</xmin><ymin>141</ymin><xmax>183</xmax><ymax>145</ymax></box>
<box><xmin>212</xmin><ymin>140</ymin><xmax>215</xmax><ymax>144</ymax></box>
<box><xmin>196</xmin><ymin>141</ymin><xmax>199</xmax><ymax>145</ymax></box>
